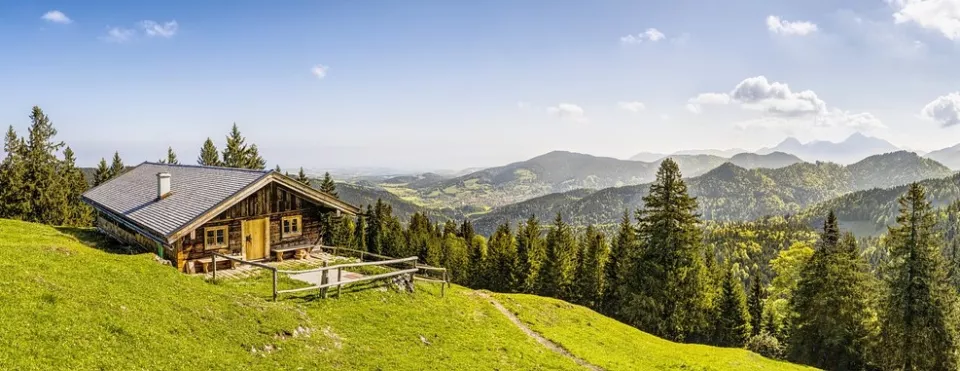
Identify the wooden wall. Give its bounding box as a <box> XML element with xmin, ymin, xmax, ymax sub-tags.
<box><xmin>95</xmin><ymin>213</ymin><xmax>175</xmax><ymax>264</ymax></box>
<box><xmin>176</xmin><ymin>182</ymin><xmax>330</xmax><ymax>269</ymax></box>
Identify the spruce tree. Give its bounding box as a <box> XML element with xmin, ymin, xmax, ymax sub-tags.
<box><xmin>602</xmin><ymin>210</ymin><xmax>636</xmax><ymax>316</ymax></box>
<box><xmin>623</xmin><ymin>158</ymin><xmax>711</xmax><ymax>342</ymax></box>
<box><xmin>747</xmin><ymin>273</ymin><xmax>764</xmax><ymax>337</ymax></box>
<box><xmin>222</xmin><ymin>123</ymin><xmax>248</xmax><ymax>168</ymax></box>
<box><xmin>486</xmin><ymin>223</ymin><xmax>519</xmax><ymax>292</ymax></box>
<box><xmin>296</xmin><ymin>167</ymin><xmax>310</xmax><ymax>185</ymax></box>
<box><xmin>93</xmin><ymin>158</ymin><xmax>110</xmax><ymax>186</ymax></box>
<box><xmin>244</xmin><ymin>144</ymin><xmax>266</xmax><ymax>170</ymax></box>
<box><xmin>60</xmin><ymin>147</ymin><xmax>90</xmax><ymax>226</ymax></box>
<box><xmin>515</xmin><ymin>215</ymin><xmax>545</xmax><ymax>293</ymax></box>
<box><xmin>107</xmin><ymin>151</ymin><xmax>125</xmax><ymax>179</ymax></box>
<box><xmin>23</xmin><ymin>106</ymin><xmax>65</xmax><ymax>224</ymax></box>
<box><xmin>197</xmin><ymin>138</ymin><xmax>221</xmax><ymax>166</ymax></box>
<box><xmin>467</xmin><ymin>228</ymin><xmax>489</xmax><ymax>288</ymax></box>
<box><xmin>319</xmin><ymin>172</ymin><xmax>338</xmax><ymax>197</ymax></box>
<box><xmin>353</xmin><ymin>212</ymin><xmax>367</xmax><ymax>252</ymax></box>
<box><xmin>0</xmin><ymin>126</ymin><xmax>29</xmax><ymax>219</ymax></box>
<box><xmin>715</xmin><ymin>266</ymin><xmax>752</xmax><ymax>347</ymax></box>
<box><xmin>538</xmin><ymin>213</ymin><xmax>578</xmax><ymax>300</ymax></box>
<box><xmin>441</xmin><ymin>233</ymin><xmax>469</xmax><ymax>284</ymax></box>
<box><xmin>274</xmin><ymin>164</ymin><xmax>282</xmax><ymax>173</ymax></box>
<box><xmin>790</xmin><ymin>211</ymin><xmax>879</xmax><ymax>370</ymax></box>
<box><xmin>880</xmin><ymin>184</ymin><xmax>958</xmax><ymax>370</ymax></box>
<box><xmin>574</xmin><ymin>225</ymin><xmax>608</xmax><ymax>308</ymax></box>
<box><xmin>160</xmin><ymin>146</ymin><xmax>179</xmax><ymax>164</ymax></box>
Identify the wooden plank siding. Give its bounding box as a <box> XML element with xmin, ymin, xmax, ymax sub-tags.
<box><xmin>95</xmin><ymin>213</ymin><xmax>176</xmax><ymax>264</ymax></box>
<box><xmin>175</xmin><ymin>182</ymin><xmax>330</xmax><ymax>271</ymax></box>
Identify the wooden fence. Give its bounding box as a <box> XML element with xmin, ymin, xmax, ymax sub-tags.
<box><xmin>210</xmin><ymin>248</ymin><xmax>451</xmax><ymax>300</ymax></box>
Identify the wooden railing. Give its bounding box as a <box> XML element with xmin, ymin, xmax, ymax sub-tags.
<box><xmin>210</xmin><ymin>248</ymin><xmax>451</xmax><ymax>300</ymax></box>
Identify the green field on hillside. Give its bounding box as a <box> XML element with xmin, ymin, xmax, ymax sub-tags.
<box><xmin>0</xmin><ymin>219</ymin><xmax>812</xmax><ymax>370</ymax></box>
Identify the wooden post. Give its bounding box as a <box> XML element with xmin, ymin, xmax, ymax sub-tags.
<box><xmin>360</xmin><ymin>251</ymin><xmax>365</xmax><ymax>262</ymax></box>
<box><xmin>321</xmin><ymin>261</ymin><xmax>329</xmax><ymax>299</ymax></box>
<box><xmin>441</xmin><ymin>270</ymin><xmax>446</xmax><ymax>297</ymax></box>
<box><xmin>337</xmin><ymin>268</ymin><xmax>343</xmax><ymax>298</ymax></box>
<box><xmin>212</xmin><ymin>254</ymin><xmax>217</xmax><ymax>281</ymax></box>
<box><xmin>271</xmin><ymin>268</ymin><xmax>278</xmax><ymax>302</ymax></box>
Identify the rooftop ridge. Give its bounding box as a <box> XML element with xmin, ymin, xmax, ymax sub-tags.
<box><xmin>138</xmin><ymin>161</ymin><xmax>272</xmax><ymax>174</ymax></box>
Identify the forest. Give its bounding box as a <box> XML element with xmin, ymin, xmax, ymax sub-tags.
<box><xmin>3</xmin><ymin>106</ymin><xmax>960</xmax><ymax>370</ymax></box>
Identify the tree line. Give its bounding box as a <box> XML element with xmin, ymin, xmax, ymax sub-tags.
<box><xmin>321</xmin><ymin>158</ymin><xmax>960</xmax><ymax>371</ymax></box>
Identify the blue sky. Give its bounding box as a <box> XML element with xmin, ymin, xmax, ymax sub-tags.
<box><xmin>1</xmin><ymin>0</ymin><xmax>959</xmax><ymax>171</ymax></box>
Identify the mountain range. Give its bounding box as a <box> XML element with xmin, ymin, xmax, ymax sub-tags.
<box><xmin>470</xmin><ymin>151</ymin><xmax>955</xmax><ymax>235</ymax></box>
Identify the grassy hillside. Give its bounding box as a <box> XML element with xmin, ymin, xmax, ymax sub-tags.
<box><xmin>0</xmin><ymin>219</ymin><xmax>809</xmax><ymax>370</ymax></box>
<box><xmin>494</xmin><ymin>294</ymin><xmax>815</xmax><ymax>371</ymax></box>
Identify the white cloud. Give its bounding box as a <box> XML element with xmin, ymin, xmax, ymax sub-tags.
<box><xmin>766</xmin><ymin>15</ymin><xmax>819</xmax><ymax>36</ymax></box>
<box><xmin>891</xmin><ymin>0</ymin><xmax>960</xmax><ymax>40</ymax></box>
<box><xmin>620</xmin><ymin>28</ymin><xmax>666</xmax><ymax>44</ymax></box>
<box><xmin>690</xmin><ymin>76</ymin><xmax>883</xmax><ymax>130</ymax></box>
<box><xmin>41</xmin><ymin>10</ymin><xmax>71</xmax><ymax>24</ymax></box>
<box><xmin>547</xmin><ymin>103</ymin><xmax>586</xmax><ymax>121</ymax></box>
<box><xmin>140</xmin><ymin>20</ymin><xmax>178</xmax><ymax>38</ymax></box>
<box><xmin>311</xmin><ymin>65</ymin><xmax>329</xmax><ymax>79</ymax></box>
<box><xmin>618</xmin><ymin>101</ymin><xmax>646</xmax><ymax>112</ymax></box>
<box><xmin>920</xmin><ymin>92</ymin><xmax>960</xmax><ymax>127</ymax></box>
<box><xmin>102</xmin><ymin>27</ymin><xmax>135</xmax><ymax>43</ymax></box>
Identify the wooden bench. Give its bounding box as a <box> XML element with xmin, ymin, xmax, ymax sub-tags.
<box><xmin>272</xmin><ymin>245</ymin><xmax>311</xmax><ymax>262</ymax></box>
<box><xmin>193</xmin><ymin>254</ymin><xmax>242</xmax><ymax>273</ymax></box>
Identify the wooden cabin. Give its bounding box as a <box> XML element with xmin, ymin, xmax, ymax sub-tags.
<box><xmin>81</xmin><ymin>162</ymin><xmax>359</xmax><ymax>272</ymax></box>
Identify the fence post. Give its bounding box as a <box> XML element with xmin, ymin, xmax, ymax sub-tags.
<box><xmin>360</xmin><ymin>251</ymin><xmax>365</xmax><ymax>262</ymax></box>
<box><xmin>211</xmin><ymin>254</ymin><xmax>217</xmax><ymax>280</ymax></box>
<box><xmin>272</xmin><ymin>268</ymin><xmax>278</xmax><ymax>302</ymax></box>
<box><xmin>321</xmin><ymin>261</ymin><xmax>329</xmax><ymax>299</ymax></box>
<box><xmin>337</xmin><ymin>268</ymin><xmax>343</xmax><ymax>298</ymax></box>
<box><xmin>441</xmin><ymin>270</ymin><xmax>446</xmax><ymax>297</ymax></box>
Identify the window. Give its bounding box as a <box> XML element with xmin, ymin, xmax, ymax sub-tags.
<box><xmin>204</xmin><ymin>226</ymin><xmax>229</xmax><ymax>249</ymax></box>
<box><xmin>282</xmin><ymin>215</ymin><xmax>302</xmax><ymax>237</ymax></box>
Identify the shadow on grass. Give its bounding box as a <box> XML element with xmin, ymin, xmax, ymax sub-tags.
<box><xmin>54</xmin><ymin>227</ymin><xmax>152</xmax><ymax>255</ymax></box>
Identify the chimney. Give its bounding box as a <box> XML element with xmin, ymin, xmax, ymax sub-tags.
<box><xmin>157</xmin><ymin>172</ymin><xmax>172</xmax><ymax>200</ymax></box>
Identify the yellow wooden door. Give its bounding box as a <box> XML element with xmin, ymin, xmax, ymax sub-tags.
<box><xmin>244</xmin><ymin>218</ymin><xmax>268</xmax><ymax>260</ymax></box>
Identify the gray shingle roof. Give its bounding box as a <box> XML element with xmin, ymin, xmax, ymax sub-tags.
<box><xmin>82</xmin><ymin>162</ymin><xmax>270</xmax><ymax>238</ymax></box>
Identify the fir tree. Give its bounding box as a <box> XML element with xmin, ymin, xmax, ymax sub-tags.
<box><xmin>296</xmin><ymin>167</ymin><xmax>310</xmax><ymax>185</ymax></box>
<box><xmin>467</xmin><ymin>230</ymin><xmax>489</xmax><ymax>288</ymax></box>
<box><xmin>622</xmin><ymin>158</ymin><xmax>711</xmax><ymax>342</ymax></box>
<box><xmin>331</xmin><ymin>215</ymin><xmax>355</xmax><ymax>248</ymax></box>
<box><xmin>790</xmin><ymin>211</ymin><xmax>879</xmax><ymax>370</ymax></box>
<box><xmin>486</xmin><ymin>223</ymin><xmax>518</xmax><ymax>292</ymax></box>
<box><xmin>319</xmin><ymin>172</ymin><xmax>338</xmax><ymax>197</ymax></box>
<box><xmin>92</xmin><ymin>158</ymin><xmax>110</xmax><ymax>186</ymax></box>
<box><xmin>880</xmin><ymin>184</ymin><xmax>958</xmax><ymax>371</ymax></box>
<box><xmin>538</xmin><ymin>213</ymin><xmax>578</xmax><ymax>300</ymax></box>
<box><xmin>353</xmin><ymin>212</ymin><xmax>367</xmax><ymax>252</ymax></box>
<box><xmin>198</xmin><ymin>138</ymin><xmax>221</xmax><ymax>166</ymax></box>
<box><xmin>160</xmin><ymin>146</ymin><xmax>179</xmax><ymax>164</ymax></box>
<box><xmin>441</xmin><ymin>233</ymin><xmax>469</xmax><ymax>284</ymax></box>
<box><xmin>0</xmin><ymin>126</ymin><xmax>29</xmax><ymax>219</ymax></box>
<box><xmin>60</xmin><ymin>147</ymin><xmax>90</xmax><ymax>226</ymax></box>
<box><xmin>715</xmin><ymin>266</ymin><xmax>752</xmax><ymax>347</ymax></box>
<box><xmin>602</xmin><ymin>210</ymin><xmax>636</xmax><ymax>316</ymax></box>
<box><xmin>107</xmin><ymin>151</ymin><xmax>125</xmax><ymax>179</ymax></box>
<box><xmin>222</xmin><ymin>123</ymin><xmax>249</xmax><ymax>168</ymax></box>
<box><xmin>274</xmin><ymin>164</ymin><xmax>281</xmax><ymax>173</ymax></box>
<box><xmin>515</xmin><ymin>215</ymin><xmax>545</xmax><ymax>293</ymax></box>
<box><xmin>23</xmin><ymin>106</ymin><xmax>65</xmax><ymax>224</ymax></box>
<box><xmin>574</xmin><ymin>225</ymin><xmax>608</xmax><ymax>308</ymax></box>
<box><xmin>244</xmin><ymin>144</ymin><xmax>266</xmax><ymax>170</ymax></box>
<box><xmin>747</xmin><ymin>273</ymin><xmax>764</xmax><ymax>337</ymax></box>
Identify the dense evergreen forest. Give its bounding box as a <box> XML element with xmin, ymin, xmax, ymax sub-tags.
<box><xmin>3</xmin><ymin>106</ymin><xmax>960</xmax><ymax>370</ymax></box>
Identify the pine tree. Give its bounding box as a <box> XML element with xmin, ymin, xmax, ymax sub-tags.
<box><xmin>574</xmin><ymin>225</ymin><xmax>608</xmax><ymax>308</ymax></box>
<box><xmin>790</xmin><ymin>211</ymin><xmax>879</xmax><ymax>369</ymax></box>
<box><xmin>22</xmin><ymin>106</ymin><xmax>65</xmax><ymax>224</ymax></box>
<box><xmin>353</xmin><ymin>212</ymin><xmax>367</xmax><ymax>252</ymax></box>
<box><xmin>441</xmin><ymin>233</ymin><xmax>469</xmax><ymax>284</ymax></box>
<box><xmin>92</xmin><ymin>158</ymin><xmax>110</xmax><ymax>186</ymax></box>
<box><xmin>107</xmin><ymin>151</ymin><xmax>125</xmax><ymax>179</ymax></box>
<box><xmin>274</xmin><ymin>164</ymin><xmax>282</xmax><ymax>173</ymax></box>
<box><xmin>222</xmin><ymin>123</ymin><xmax>248</xmax><ymax>168</ymax></box>
<box><xmin>160</xmin><ymin>146</ymin><xmax>179</xmax><ymax>164</ymax></box>
<box><xmin>296</xmin><ymin>167</ymin><xmax>310</xmax><ymax>185</ymax></box>
<box><xmin>442</xmin><ymin>220</ymin><xmax>458</xmax><ymax>238</ymax></box>
<box><xmin>467</xmin><ymin>228</ymin><xmax>489</xmax><ymax>288</ymax></box>
<box><xmin>197</xmin><ymin>138</ymin><xmax>221</xmax><ymax>166</ymax></box>
<box><xmin>60</xmin><ymin>147</ymin><xmax>90</xmax><ymax>226</ymax></box>
<box><xmin>747</xmin><ymin>273</ymin><xmax>764</xmax><ymax>337</ymax></box>
<box><xmin>319</xmin><ymin>172</ymin><xmax>338</xmax><ymax>197</ymax></box>
<box><xmin>538</xmin><ymin>213</ymin><xmax>578</xmax><ymax>300</ymax></box>
<box><xmin>602</xmin><ymin>210</ymin><xmax>636</xmax><ymax>316</ymax></box>
<box><xmin>622</xmin><ymin>158</ymin><xmax>711</xmax><ymax>342</ymax></box>
<box><xmin>0</xmin><ymin>126</ymin><xmax>29</xmax><ymax>219</ymax></box>
<box><xmin>365</xmin><ymin>202</ymin><xmax>386</xmax><ymax>254</ymax></box>
<box><xmin>332</xmin><ymin>215</ymin><xmax>355</xmax><ymax>248</ymax></box>
<box><xmin>715</xmin><ymin>266</ymin><xmax>752</xmax><ymax>347</ymax></box>
<box><xmin>515</xmin><ymin>215</ymin><xmax>545</xmax><ymax>293</ymax></box>
<box><xmin>880</xmin><ymin>183</ymin><xmax>958</xmax><ymax>370</ymax></box>
<box><xmin>244</xmin><ymin>144</ymin><xmax>266</xmax><ymax>170</ymax></box>
<box><xmin>486</xmin><ymin>223</ymin><xmax>518</xmax><ymax>292</ymax></box>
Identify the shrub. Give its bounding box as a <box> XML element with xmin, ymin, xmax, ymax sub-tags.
<box><xmin>745</xmin><ymin>332</ymin><xmax>783</xmax><ymax>360</ymax></box>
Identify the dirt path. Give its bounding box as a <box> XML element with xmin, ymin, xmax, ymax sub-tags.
<box><xmin>475</xmin><ymin>291</ymin><xmax>603</xmax><ymax>371</ymax></box>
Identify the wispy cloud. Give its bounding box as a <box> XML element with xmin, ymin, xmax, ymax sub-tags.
<box><xmin>620</xmin><ymin>28</ymin><xmax>666</xmax><ymax>44</ymax></box>
<box><xmin>547</xmin><ymin>103</ymin><xmax>586</xmax><ymax>122</ymax></box>
<box><xmin>41</xmin><ymin>10</ymin><xmax>71</xmax><ymax>24</ymax></box>
<box><xmin>891</xmin><ymin>0</ymin><xmax>960</xmax><ymax>40</ymax></box>
<box><xmin>311</xmin><ymin>65</ymin><xmax>329</xmax><ymax>79</ymax></box>
<box><xmin>102</xmin><ymin>27</ymin><xmax>135</xmax><ymax>43</ymax></box>
<box><xmin>140</xmin><ymin>20</ymin><xmax>178</xmax><ymax>38</ymax></box>
<box><xmin>618</xmin><ymin>101</ymin><xmax>646</xmax><ymax>112</ymax></box>
<box><xmin>766</xmin><ymin>15</ymin><xmax>818</xmax><ymax>36</ymax></box>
